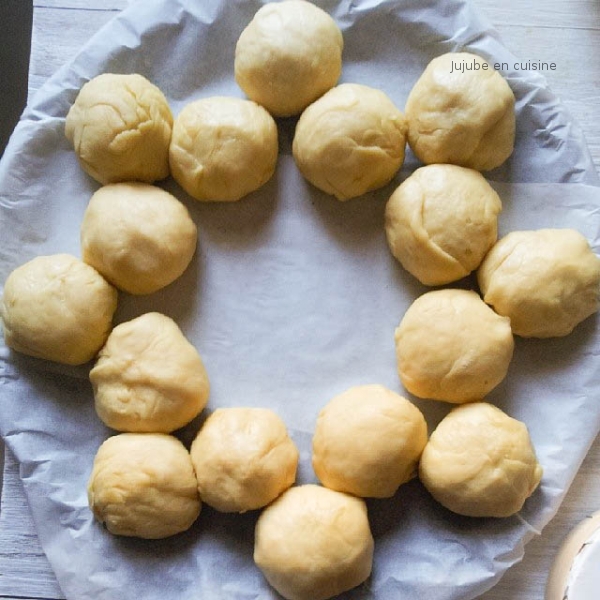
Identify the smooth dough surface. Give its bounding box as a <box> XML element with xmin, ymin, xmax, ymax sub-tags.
<box><xmin>385</xmin><ymin>164</ymin><xmax>502</xmax><ymax>285</ymax></box>
<box><xmin>478</xmin><ymin>228</ymin><xmax>600</xmax><ymax>338</ymax></box>
<box><xmin>235</xmin><ymin>0</ymin><xmax>343</xmax><ymax>117</ymax></box>
<box><xmin>254</xmin><ymin>484</ymin><xmax>373</xmax><ymax>600</ymax></box>
<box><xmin>419</xmin><ymin>402</ymin><xmax>543</xmax><ymax>517</ymax></box>
<box><xmin>0</xmin><ymin>254</ymin><xmax>117</xmax><ymax>365</ymax></box>
<box><xmin>312</xmin><ymin>384</ymin><xmax>427</xmax><ymax>498</ymax></box>
<box><xmin>81</xmin><ymin>182</ymin><xmax>197</xmax><ymax>295</ymax></box>
<box><xmin>169</xmin><ymin>96</ymin><xmax>278</xmax><ymax>202</ymax></box>
<box><xmin>65</xmin><ymin>73</ymin><xmax>173</xmax><ymax>184</ymax></box>
<box><xmin>293</xmin><ymin>83</ymin><xmax>407</xmax><ymax>200</ymax></box>
<box><xmin>90</xmin><ymin>312</ymin><xmax>210</xmax><ymax>433</ymax></box>
<box><xmin>88</xmin><ymin>433</ymin><xmax>201</xmax><ymax>538</ymax></box>
<box><xmin>405</xmin><ymin>52</ymin><xmax>515</xmax><ymax>171</ymax></box>
<box><xmin>394</xmin><ymin>289</ymin><xmax>514</xmax><ymax>403</ymax></box>
<box><xmin>190</xmin><ymin>407</ymin><xmax>298</xmax><ymax>513</ymax></box>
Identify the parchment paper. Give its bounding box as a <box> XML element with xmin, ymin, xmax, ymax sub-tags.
<box><xmin>1</xmin><ymin>1</ymin><xmax>599</xmax><ymax>599</ymax></box>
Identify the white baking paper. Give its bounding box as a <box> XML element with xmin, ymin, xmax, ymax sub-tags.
<box><xmin>1</xmin><ymin>1</ymin><xmax>599</xmax><ymax>599</ymax></box>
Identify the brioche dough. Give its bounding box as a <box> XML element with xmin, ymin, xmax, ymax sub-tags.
<box><xmin>419</xmin><ymin>402</ymin><xmax>543</xmax><ymax>517</ymax></box>
<box><xmin>405</xmin><ymin>52</ymin><xmax>515</xmax><ymax>171</ymax></box>
<box><xmin>235</xmin><ymin>0</ymin><xmax>343</xmax><ymax>117</ymax></box>
<box><xmin>312</xmin><ymin>384</ymin><xmax>427</xmax><ymax>498</ymax></box>
<box><xmin>394</xmin><ymin>289</ymin><xmax>514</xmax><ymax>403</ymax></box>
<box><xmin>385</xmin><ymin>164</ymin><xmax>502</xmax><ymax>285</ymax></box>
<box><xmin>65</xmin><ymin>73</ymin><xmax>173</xmax><ymax>184</ymax></box>
<box><xmin>88</xmin><ymin>433</ymin><xmax>201</xmax><ymax>538</ymax></box>
<box><xmin>169</xmin><ymin>96</ymin><xmax>278</xmax><ymax>202</ymax></box>
<box><xmin>478</xmin><ymin>229</ymin><xmax>600</xmax><ymax>338</ymax></box>
<box><xmin>254</xmin><ymin>484</ymin><xmax>373</xmax><ymax>600</ymax></box>
<box><xmin>90</xmin><ymin>312</ymin><xmax>209</xmax><ymax>433</ymax></box>
<box><xmin>0</xmin><ymin>254</ymin><xmax>117</xmax><ymax>365</ymax></box>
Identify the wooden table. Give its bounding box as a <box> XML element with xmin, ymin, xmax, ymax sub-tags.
<box><xmin>1</xmin><ymin>1</ymin><xmax>599</xmax><ymax>599</ymax></box>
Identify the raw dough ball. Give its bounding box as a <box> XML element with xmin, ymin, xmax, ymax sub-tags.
<box><xmin>235</xmin><ymin>0</ymin><xmax>343</xmax><ymax>117</ymax></box>
<box><xmin>80</xmin><ymin>182</ymin><xmax>197</xmax><ymax>295</ymax></box>
<box><xmin>419</xmin><ymin>402</ymin><xmax>543</xmax><ymax>517</ymax></box>
<box><xmin>190</xmin><ymin>407</ymin><xmax>298</xmax><ymax>513</ymax></box>
<box><xmin>169</xmin><ymin>96</ymin><xmax>278</xmax><ymax>202</ymax></box>
<box><xmin>65</xmin><ymin>73</ymin><xmax>173</xmax><ymax>184</ymax></box>
<box><xmin>90</xmin><ymin>312</ymin><xmax>210</xmax><ymax>433</ymax></box>
<box><xmin>405</xmin><ymin>52</ymin><xmax>515</xmax><ymax>171</ymax></box>
<box><xmin>312</xmin><ymin>384</ymin><xmax>427</xmax><ymax>498</ymax></box>
<box><xmin>394</xmin><ymin>289</ymin><xmax>514</xmax><ymax>403</ymax></box>
<box><xmin>0</xmin><ymin>254</ymin><xmax>117</xmax><ymax>365</ymax></box>
<box><xmin>88</xmin><ymin>433</ymin><xmax>201</xmax><ymax>538</ymax></box>
<box><xmin>478</xmin><ymin>228</ymin><xmax>600</xmax><ymax>338</ymax></box>
<box><xmin>385</xmin><ymin>164</ymin><xmax>502</xmax><ymax>285</ymax></box>
<box><xmin>254</xmin><ymin>484</ymin><xmax>373</xmax><ymax>600</ymax></box>
<box><xmin>293</xmin><ymin>83</ymin><xmax>408</xmax><ymax>200</ymax></box>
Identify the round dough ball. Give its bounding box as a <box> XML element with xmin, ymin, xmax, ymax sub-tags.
<box><xmin>80</xmin><ymin>182</ymin><xmax>197</xmax><ymax>295</ymax></box>
<box><xmin>88</xmin><ymin>433</ymin><xmax>201</xmax><ymax>538</ymax></box>
<box><xmin>419</xmin><ymin>402</ymin><xmax>543</xmax><ymax>517</ymax></box>
<box><xmin>65</xmin><ymin>73</ymin><xmax>173</xmax><ymax>184</ymax></box>
<box><xmin>190</xmin><ymin>407</ymin><xmax>298</xmax><ymax>513</ymax></box>
<box><xmin>254</xmin><ymin>484</ymin><xmax>373</xmax><ymax>600</ymax></box>
<box><xmin>1</xmin><ymin>254</ymin><xmax>117</xmax><ymax>365</ymax></box>
<box><xmin>293</xmin><ymin>83</ymin><xmax>407</xmax><ymax>200</ymax></box>
<box><xmin>405</xmin><ymin>52</ymin><xmax>515</xmax><ymax>171</ymax></box>
<box><xmin>312</xmin><ymin>384</ymin><xmax>427</xmax><ymax>498</ymax></box>
<box><xmin>478</xmin><ymin>228</ymin><xmax>600</xmax><ymax>338</ymax></box>
<box><xmin>169</xmin><ymin>96</ymin><xmax>278</xmax><ymax>202</ymax></box>
<box><xmin>235</xmin><ymin>0</ymin><xmax>343</xmax><ymax>117</ymax></box>
<box><xmin>90</xmin><ymin>312</ymin><xmax>210</xmax><ymax>433</ymax></box>
<box><xmin>385</xmin><ymin>164</ymin><xmax>502</xmax><ymax>285</ymax></box>
<box><xmin>394</xmin><ymin>289</ymin><xmax>514</xmax><ymax>403</ymax></box>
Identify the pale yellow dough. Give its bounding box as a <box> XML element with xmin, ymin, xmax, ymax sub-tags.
<box><xmin>90</xmin><ymin>312</ymin><xmax>210</xmax><ymax>433</ymax></box>
<box><xmin>254</xmin><ymin>484</ymin><xmax>373</xmax><ymax>600</ymax></box>
<box><xmin>419</xmin><ymin>402</ymin><xmax>543</xmax><ymax>517</ymax></box>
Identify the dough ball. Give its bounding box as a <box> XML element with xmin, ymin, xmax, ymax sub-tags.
<box><xmin>88</xmin><ymin>433</ymin><xmax>201</xmax><ymax>538</ymax></box>
<box><xmin>80</xmin><ymin>182</ymin><xmax>197</xmax><ymax>295</ymax></box>
<box><xmin>312</xmin><ymin>384</ymin><xmax>427</xmax><ymax>498</ymax></box>
<box><xmin>394</xmin><ymin>289</ymin><xmax>514</xmax><ymax>403</ymax></box>
<box><xmin>65</xmin><ymin>73</ymin><xmax>173</xmax><ymax>184</ymax></box>
<box><xmin>190</xmin><ymin>407</ymin><xmax>298</xmax><ymax>513</ymax></box>
<box><xmin>254</xmin><ymin>484</ymin><xmax>373</xmax><ymax>600</ymax></box>
<box><xmin>405</xmin><ymin>52</ymin><xmax>515</xmax><ymax>171</ymax></box>
<box><xmin>419</xmin><ymin>402</ymin><xmax>543</xmax><ymax>517</ymax></box>
<box><xmin>1</xmin><ymin>254</ymin><xmax>117</xmax><ymax>365</ymax></box>
<box><xmin>90</xmin><ymin>312</ymin><xmax>210</xmax><ymax>433</ymax></box>
<box><xmin>293</xmin><ymin>83</ymin><xmax>408</xmax><ymax>200</ymax></box>
<box><xmin>385</xmin><ymin>164</ymin><xmax>502</xmax><ymax>285</ymax></box>
<box><xmin>169</xmin><ymin>96</ymin><xmax>278</xmax><ymax>202</ymax></box>
<box><xmin>478</xmin><ymin>229</ymin><xmax>600</xmax><ymax>338</ymax></box>
<box><xmin>235</xmin><ymin>0</ymin><xmax>343</xmax><ymax>117</ymax></box>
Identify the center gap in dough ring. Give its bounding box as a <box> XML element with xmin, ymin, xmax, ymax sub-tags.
<box><xmin>169</xmin><ymin>96</ymin><xmax>278</xmax><ymax>202</ymax></box>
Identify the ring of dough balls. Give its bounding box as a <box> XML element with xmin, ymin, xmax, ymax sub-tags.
<box><xmin>88</xmin><ymin>433</ymin><xmax>201</xmax><ymax>538</ymax></box>
<box><xmin>190</xmin><ymin>407</ymin><xmax>299</xmax><ymax>513</ymax></box>
<box><xmin>394</xmin><ymin>289</ymin><xmax>514</xmax><ymax>403</ymax></box>
<box><xmin>65</xmin><ymin>73</ymin><xmax>173</xmax><ymax>184</ymax></box>
<box><xmin>0</xmin><ymin>254</ymin><xmax>117</xmax><ymax>365</ymax></box>
<box><xmin>385</xmin><ymin>164</ymin><xmax>502</xmax><ymax>285</ymax></box>
<box><xmin>419</xmin><ymin>402</ymin><xmax>543</xmax><ymax>517</ymax></box>
<box><xmin>80</xmin><ymin>182</ymin><xmax>197</xmax><ymax>295</ymax></box>
<box><xmin>235</xmin><ymin>0</ymin><xmax>343</xmax><ymax>117</ymax></box>
<box><xmin>478</xmin><ymin>228</ymin><xmax>600</xmax><ymax>338</ymax></box>
<box><xmin>292</xmin><ymin>83</ymin><xmax>408</xmax><ymax>201</ymax></box>
<box><xmin>254</xmin><ymin>484</ymin><xmax>374</xmax><ymax>600</ymax></box>
<box><xmin>405</xmin><ymin>52</ymin><xmax>515</xmax><ymax>171</ymax></box>
<box><xmin>312</xmin><ymin>384</ymin><xmax>427</xmax><ymax>498</ymax></box>
<box><xmin>169</xmin><ymin>96</ymin><xmax>278</xmax><ymax>202</ymax></box>
<box><xmin>90</xmin><ymin>312</ymin><xmax>210</xmax><ymax>433</ymax></box>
